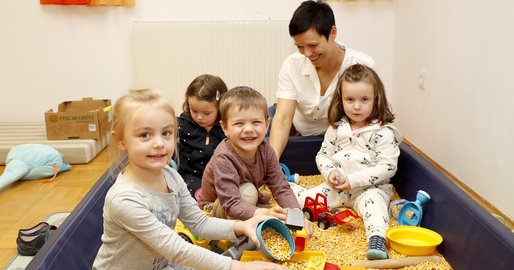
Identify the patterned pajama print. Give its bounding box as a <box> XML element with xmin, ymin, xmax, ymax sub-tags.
<box><xmin>290</xmin><ymin>120</ymin><xmax>402</xmax><ymax>240</ymax></box>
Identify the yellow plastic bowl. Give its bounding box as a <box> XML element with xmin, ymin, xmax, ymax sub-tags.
<box><xmin>386</xmin><ymin>226</ymin><xmax>443</xmax><ymax>256</ymax></box>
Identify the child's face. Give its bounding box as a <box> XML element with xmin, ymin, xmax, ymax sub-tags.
<box><xmin>188</xmin><ymin>96</ymin><xmax>219</xmax><ymax>131</ymax></box>
<box><xmin>118</xmin><ymin>104</ymin><xmax>176</xmax><ymax>172</ymax></box>
<box><xmin>341</xmin><ymin>81</ymin><xmax>375</xmax><ymax>129</ymax></box>
<box><xmin>221</xmin><ymin>106</ymin><xmax>270</xmax><ymax>162</ymax></box>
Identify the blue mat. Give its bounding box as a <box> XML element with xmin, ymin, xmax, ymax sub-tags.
<box><xmin>26</xmin><ymin>138</ymin><xmax>514</xmax><ymax>270</ymax></box>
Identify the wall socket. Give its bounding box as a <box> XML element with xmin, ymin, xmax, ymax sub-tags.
<box><xmin>418</xmin><ymin>69</ymin><xmax>428</xmax><ymax>91</ymax></box>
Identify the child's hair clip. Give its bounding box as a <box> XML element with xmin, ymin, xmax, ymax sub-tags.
<box><xmin>215</xmin><ymin>90</ymin><xmax>220</xmax><ymax>101</ymax></box>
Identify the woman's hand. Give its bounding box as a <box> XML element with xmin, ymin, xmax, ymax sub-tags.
<box><xmin>254</xmin><ymin>206</ymin><xmax>287</xmax><ymax>221</ymax></box>
<box><xmin>231</xmin><ymin>260</ymin><xmax>287</xmax><ymax>270</ymax></box>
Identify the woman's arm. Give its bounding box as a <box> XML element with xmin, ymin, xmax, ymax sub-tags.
<box><xmin>269</xmin><ymin>98</ymin><xmax>296</xmax><ymax>159</ymax></box>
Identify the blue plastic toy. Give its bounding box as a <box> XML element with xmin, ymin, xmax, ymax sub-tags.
<box><xmin>256</xmin><ymin>217</ymin><xmax>295</xmax><ymax>260</ymax></box>
<box><xmin>390</xmin><ymin>190</ymin><xmax>431</xmax><ymax>226</ymax></box>
<box><xmin>169</xmin><ymin>159</ymin><xmax>177</xmax><ymax>170</ymax></box>
<box><xmin>279</xmin><ymin>163</ymin><xmax>299</xmax><ymax>184</ymax></box>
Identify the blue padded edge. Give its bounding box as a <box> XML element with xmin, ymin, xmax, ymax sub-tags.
<box><xmin>392</xmin><ymin>143</ymin><xmax>514</xmax><ymax>269</ymax></box>
<box><xmin>26</xmin><ymin>139</ymin><xmax>514</xmax><ymax>270</ymax></box>
<box><xmin>279</xmin><ymin>135</ymin><xmax>323</xmax><ymax>175</ymax></box>
<box><xmin>26</xmin><ymin>159</ymin><xmax>125</xmax><ymax>270</ymax></box>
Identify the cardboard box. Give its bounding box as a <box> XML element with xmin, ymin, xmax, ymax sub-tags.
<box><xmin>45</xmin><ymin>97</ymin><xmax>112</xmax><ymax>140</ymax></box>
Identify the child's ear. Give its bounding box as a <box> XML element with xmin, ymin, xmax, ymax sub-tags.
<box><xmin>220</xmin><ymin>120</ymin><xmax>228</xmax><ymax>135</ymax></box>
<box><xmin>266</xmin><ymin>116</ymin><xmax>271</xmax><ymax>130</ymax></box>
<box><xmin>112</xmin><ymin>131</ymin><xmax>127</xmax><ymax>151</ymax></box>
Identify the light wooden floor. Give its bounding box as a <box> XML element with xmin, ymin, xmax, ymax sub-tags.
<box><xmin>0</xmin><ymin>149</ymin><xmax>112</xmax><ymax>269</ymax></box>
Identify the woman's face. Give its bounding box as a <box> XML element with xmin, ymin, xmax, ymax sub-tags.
<box><xmin>292</xmin><ymin>26</ymin><xmax>336</xmax><ymax>68</ymax></box>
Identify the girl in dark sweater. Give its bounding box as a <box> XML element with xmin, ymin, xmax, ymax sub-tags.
<box><xmin>177</xmin><ymin>74</ymin><xmax>228</xmax><ymax>197</ymax></box>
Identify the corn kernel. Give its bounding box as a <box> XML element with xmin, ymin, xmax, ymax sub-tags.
<box><xmin>261</xmin><ymin>227</ymin><xmax>291</xmax><ymax>261</ymax></box>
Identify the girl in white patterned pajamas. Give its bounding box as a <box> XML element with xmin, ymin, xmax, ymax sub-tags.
<box><xmin>290</xmin><ymin>64</ymin><xmax>402</xmax><ymax>260</ymax></box>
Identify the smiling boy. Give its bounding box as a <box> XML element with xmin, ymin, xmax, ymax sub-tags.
<box><xmin>198</xmin><ymin>86</ymin><xmax>300</xmax><ymax>221</ymax></box>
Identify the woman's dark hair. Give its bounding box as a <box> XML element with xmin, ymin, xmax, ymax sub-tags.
<box><xmin>289</xmin><ymin>0</ymin><xmax>335</xmax><ymax>39</ymax></box>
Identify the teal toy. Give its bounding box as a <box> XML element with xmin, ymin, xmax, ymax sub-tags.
<box><xmin>390</xmin><ymin>190</ymin><xmax>431</xmax><ymax>226</ymax></box>
<box><xmin>256</xmin><ymin>217</ymin><xmax>295</xmax><ymax>260</ymax></box>
<box><xmin>0</xmin><ymin>144</ymin><xmax>72</xmax><ymax>189</ymax></box>
<box><xmin>279</xmin><ymin>163</ymin><xmax>299</xmax><ymax>184</ymax></box>
<box><xmin>169</xmin><ymin>159</ymin><xmax>177</xmax><ymax>170</ymax></box>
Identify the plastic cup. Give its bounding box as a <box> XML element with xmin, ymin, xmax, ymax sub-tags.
<box><xmin>256</xmin><ymin>218</ymin><xmax>295</xmax><ymax>260</ymax></box>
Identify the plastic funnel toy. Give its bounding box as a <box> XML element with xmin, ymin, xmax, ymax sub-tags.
<box><xmin>256</xmin><ymin>218</ymin><xmax>295</xmax><ymax>260</ymax></box>
<box><xmin>390</xmin><ymin>190</ymin><xmax>431</xmax><ymax>226</ymax></box>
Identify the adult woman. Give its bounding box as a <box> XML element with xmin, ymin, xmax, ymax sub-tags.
<box><xmin>269</xmin><ymin>0</ymin><xmax>374</xmax><ymax>159</ymax></box>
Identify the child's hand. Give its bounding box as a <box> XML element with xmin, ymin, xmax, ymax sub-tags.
<box><xmin>231</xmin><ymin>260</ymin><xmax>287</xmax><ymax>270</ymax></box>
<box><xmin>332</xmin><ymin>177</ymin><xmax>351</xmax><ymax>191</ymax></box>
<box><xmin>328</xmin><ymin>170</ymin><xmax>350</xmax><ymax>190</ymax></box>
<box><xmin>254</xmin><ymin>206</ymin><xmax>287</xmax><ymax>221</ymax></box>
<box><xmin>328</xmin><ymin>170</ymin><xmax>342</xmax><ymax>187</ymax></box>
<box><xmin>233</xmin><ymin>214</ymin><xmax>269</xmax><ymax>247</ymax></box>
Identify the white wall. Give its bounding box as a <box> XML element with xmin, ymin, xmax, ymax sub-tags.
<box><xmin>331</xmin><ymin>1</ymin><xmax>396</xmax><ymax>104</ymax></box>
<box><xmin>0</xmin><ymin>0</ymin><xmax>394</xmax><ymax>122</ymax></box>
<box><xmin>1</xmin><ymin>0</ymin><xmax>511</xmax><ymax>221</ymax></box>
<box><xmin>393</xmin><ymin>0</ymin><xmax>514</xmax><ymax>219</ymax></box>
<box><xmin>1</xmin><ymin>2</ymin><xmax>136</xmax><ymax>122</ymax></box>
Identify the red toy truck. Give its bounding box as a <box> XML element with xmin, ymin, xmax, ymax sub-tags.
<box><xmin>303</xmin><ymin>193</ymin><xmax>360</xmax><ymax>230</ymax></box>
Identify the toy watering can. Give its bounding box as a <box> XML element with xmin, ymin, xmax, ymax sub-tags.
<box><xmin>390</xmin><ymin>190</ymin><xmax>431</xmax><ymax>226</ymax></box>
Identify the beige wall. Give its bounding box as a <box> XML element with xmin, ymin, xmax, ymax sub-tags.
<box><xmin>392</xmin><ymin>0</ymin><xmax>514</xmax><ymax>219</ymax></box>
<box><xmin>3</xmin><ymin>1</ymin><xmax>510</xmax><ymax>219</ymax></box>
<box><xmin>0</xmin><ymin>0</ymin><xmax>394</xmax><ymax>122</ymax></box>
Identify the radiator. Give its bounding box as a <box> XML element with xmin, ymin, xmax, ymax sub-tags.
<box><xmin>133</xmin><ymin>21</ymin><xmax>296</xmax><ymax>114</ymax></box>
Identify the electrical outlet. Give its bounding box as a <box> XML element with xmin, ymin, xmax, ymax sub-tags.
<box><xmin>418</xmin><ymin>69</ymin><xmax>428</xmax><ymax>91</ymax></box>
